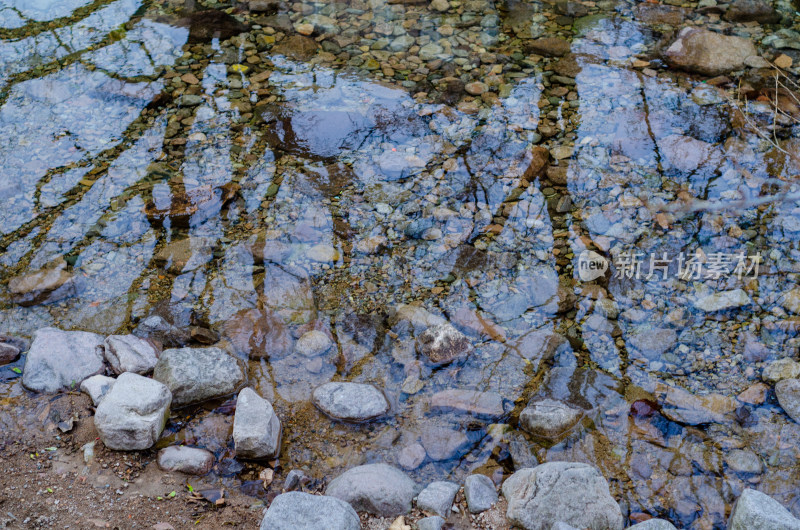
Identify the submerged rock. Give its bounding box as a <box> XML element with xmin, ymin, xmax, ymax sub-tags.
<box><xmin>417</xmin><ymin>323</ymin><xmax>473</xmax><ymax>365</ymax></box>
<box><xmin>725</xmin><ymin>449</ymin><xmax>763</xmax><ymax>474</ymax></box>
<box><xmin>326</xmin><ymin>463</ymin><xmax>417</xmax><ymax>517</ymax></box>
<box><xmin>416</xmin><ymin>481</ymin><xmax>459</xmax><ymax>518</ymax></box>
<box><xmin>153</xmin><ymin>347</ymin><xmax>244</xmax><ymax>407</ymax></box>
<box><xmin>260</xmin><ymin>492</ymin><xmax>360</xmax><ymax>530</ymax></box>
<box><xmin>464</xmin><ymin>474</ymin><xmax>498</xmax><ymax>513</ymax></box>
<box><xmin>723</xmin><ymin>0</ymin><xmax>780</xmax><ymax>23</ymax></box>
<box><xmin>776</xmin><ymin>378</ymin><xmax>800</xmax><ymax>424</ymax></box>
<box><xmin>728</xmin><ymin>488</ymin><xmax>800</xmax><ymax>529</ymax></box>
<box><xmin>628</xmin><ymin>520</ymin><xmax>678</xmax><ymax>530</ymax></box>
<box><xmin>430</xmin><ymin>389</ymin><xmax>504</xmax><ymax>419</ymax></box>
<box><xmin>664</xmin><ymin>28</ymin><xmax>758</xmax><ymax>76</ymax></box>
<box><xmin>420</xmin><ymin>425</ymin><xmax>471</xmax><ymax>461</ymax></box>
<box><xmin>233</xmin><ymin>387</ymin><xmax>282</xmax><ymax>459</ymax></box>
<box><xmin>519</xmin><ymin>398</ymin><xmax>583</xmax><ymax>441</ymax></box>
<box><xmin>657</xmin><ymin>385</ymin><xmax>730</xmax><ymax>425</ymax></box>
<box><xmin>8</xmin><ymin>258</ymin><xmax>74</xmax><ymax>306</ymax></box>
<box><xmin>397</xmin><ymin>442</ymin><xmax>427</xmax><ymax>470</ymax></box>
<box><xmin>628</xmin><ymin>327</ymin><xmax>677</xmax><ymax>360</ymax></box>
<box><xmin>502</xmin><ymin>462</ymin><xmax>624</xmax><ymax>530</ymax></box>
<box><xmin>158</xmin><ymin>446</ymin><xmax>214</xmax><ymax>475</ymax></box>
<box><xmin>312</xmin><ymin>382</ymin><xmax>389</xmax><ymax>422</ymax></box>
<box><xmin>94</xmin><ymin>373</ymin><xmax>171</xmax><ymax>451</ymax></box>
<box><xmin>763</xmin><ymin>359</ymin><xmax>800</xmax><ymax>383</ymax></box>
<box><xmin>295</xmin><ymin>330</ymin><xmax>333</xmax><ymax>357</ymax></box>
<box><xmin>693</xmin><ymin>289</ymin><xmax>752</xmax><ymax>312</ymax></box>
<box><xmin>133</xmin><ymin>315</ymin><xmax>190</xmax><ymax>348</ymax></box>
<box><xmin>22</xmin><ymin>328</ymin><xmax>104</xmax><ymax>393</ymax></box>
<box><xmin>103</xmin><ymin>335</ymin><xmax>159</xmax><ymax>375</ymax></box>
<box><xmin>80</xmin><ymin>375</ymin><xmax>116</xmax><ymax>406</ymax></box>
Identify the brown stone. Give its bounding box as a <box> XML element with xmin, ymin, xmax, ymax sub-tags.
<box><xmin>430</xmin><ymin>390</ymin><xmax>504</xmax><ymax>419</ymax></box>
<box><xmin>448</xmin><ymin>306</ymin><xmax>506</xmax><ymax>341</ymax></box>
<box><xmin>664</xmin><ymin>28</ymin><xmax>758</xmax><ymax>76</ymax></box>
<box><xmin>8</xmin><ymin>257</ymin><xmax>74</xmax><ymax>307</ymax></box>
<box><xmin>272</xmin><ymin>35</ymin><xmax>319</xmax><ymax>61</ymax></box>
<box><xmin>737</xmin><ymin>383</ymin><xmax>769</xmax><ymax>405</ymax></box>
<box><xmin>180</xmin><ymin>73</ymin><xmax>200</xmax><ymax>85</ymax></box>
<box><xmin>223</xmin><ymin>308</ymin><xmax>294</xmax><ymax>360</ymax></box>
<box><xmin>527</xmin><ymin>37</ymin><xmax>571</xmax><ymax>57</ymax></box>
<box><xmin>524</xmin><ymin>146</ymin><xmax>550</xmax><ymax>181</ymax></box>
<box><xmin>633</xmin><ymin>4</ymin><xmax>687</xmax><ymax>25</ymax></box>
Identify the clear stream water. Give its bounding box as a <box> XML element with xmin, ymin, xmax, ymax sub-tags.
<box><xmin>1</xmin><ymin>0</ymin><xmax>800</xmax><ymax>527</ymax></box>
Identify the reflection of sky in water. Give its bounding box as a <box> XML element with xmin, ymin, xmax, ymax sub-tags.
<box><xmin>0</xmin><ymin>0</ymin><xmax>94</xmax><ymax>23</ymax></box>
<box><xmin>0</xmin><ymin>0</ymin><xmax>142</xmax><ymax>82</ymax></box>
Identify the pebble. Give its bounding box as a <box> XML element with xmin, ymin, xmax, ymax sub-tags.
<box><xmin>233</xmin><ymin>387</ymin><xmax>282</xmax><ymax>459</ymax></box>
<box><xmin>397</xmin><ymin>442</ymin><xmax>427</xmax><ymax>470</ymax></box>
<box><xmin>417</xmin><ymin>323</ymin><xmax>473</xmax><ymax>366</ymax></box>
<box><xmin>325</xmin><ymin>464</ymin><xmax>417</xmax><ymax>517</ymax></box>
<box><xmin>776</xmin><ymin>378</ymin><xmax>800</xmax><ymax>424</ymax></box>
<box><xmin>519</xmin><ymin>398</ymin><xmax>583</xmax><ymax>441</ymax></box>
<box><xmin>762</xmin><ymin>359</ymin><xmax>800</xmax><ymax>383</ymax></box>
<box><xmin>312</xmin><ymin>382</ymin><xmax>389</xmax><ymax>422</ymax></box>
<box><xmin>693</xmin><ymin>289</ymin><xmax>752</xmax><ymax>312</ymax></box>
<box><xmin>416</xmin><ymin>516</ymin><xmax>445</xmax><ymax>530</ymax></box>
<box><xmin>420</xmin><ymin>425</ymin><xmax>471</xmax><ymax>461</ymax></box>
<box><xmin>416</xmin><ymin>481</ymin><xmax>459</xmax><ymax>518</ymax></box>
<box><xmin>260</xmin><ymin>492</ymin><xmax>360</xmax><ymax>530</ymax></box>
<box><xmin>725</xmin><ymin>449</ymin><xmax>762</xmax><ymax>474</ymax></box>
<box><xmin>296</xmin><ymin>330</ymin><xmax>333</xmax><ymax>357</ymax></box>
<box><xmin>103</xmin><ymin>335</ymin><xmax>159</xmax><ymax>375</ymax></box>
<box><xmin>158</xmin><ymin>446</ymin><xmax>214</xmax><ymax>475</ymax></box>
<box><xmin>464</xmin><ymin>474</ymin><xmax>498</xmax><ymax>513</ymax></box>
<box><xmin>430</xmin><ymin>0</ymin><xmax>450</xmax><ymax>12</ymax></box>
<box><xmin>80</xmin><ymin>374</ymin><xmax>116</xmax><ymax>406</ymax></box>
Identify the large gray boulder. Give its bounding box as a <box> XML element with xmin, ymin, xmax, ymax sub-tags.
<box><xmin>728</xmin><ymin>488</ymin><xmax>800</xmax><ymax>530</ymax></box>
<box><xmin>776</xmin><ymin>378</ymin><xmax>800</xmax><ymax>424</ymax></box>
<box><xmin>326</xmin><ymin>463</ymin><xmax>417</xmax><ymax>517</ymax></box>
<box><xmin>260</xmin><ymin>492</ymin><xmax>360</xmax><ymax>530</ymax></box>
<box><xmin>22</xmin><ymin>328</ymin><xmax>104</xmax><ymax>393</ymax></box>
<box><xmin>502</xmin><ymin>462</ymin><xmax>624</xmax><ymax>530</ymax></box>
<box><xmin>312</xmin><ymin>382</ymin><xmax>389</xmax><ymax>422</ymax></box>
<box><xmin>233</xmin><ymin>387</ymin><xmax>282</xmax><ymax>459</ymax></box>
<box><xmin>158</xmin><ymin>446</ymin><xmax>214</xmax><ymax>475</ymax></box>
<box><xmin>664</xmin><ymin>28</ymin><xmax>758</xmax><ymax>76</ymax></box>
<box><xmin>103</xmin><ymin>335</ymin><xmax>159</xmax><ymax>375</ymax></box>
<box><xmin>153</xmin><ymin>347</ymin><xmax>244</xmax><ymax>406</ymax></box>
<box><xmin>94</xmin><ymin>373</ymin><xmax>171</xmax><ymax>450</ymax></box>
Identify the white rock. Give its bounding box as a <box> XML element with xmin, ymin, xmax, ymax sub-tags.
<box><xmin>158</xmin><ymin>446</ymin><xmax>214</xmax><ymax>475</ymax></box>
<box><xmin>22</xmin><ymin>328</ymin><xmax>104</xmax><ymax>393</ymax></box>
<box><xmin>104</xmin><ymin>335</ymin><xmax>159</xmax><ymax>374</ymax></box>
<box><xmin>233</xmin><ymin>387</ymin><xmax>282</xmax><ymax>459</ymax></box>
<box><xmin>80</xmin><ymin>375</ymin><xmax>116</xmax><ymax>406</ymax></box>
<box><xmin>94</xmin><ymin>373</ymin><xmax>171</xmax><ymax>450</ymax></box>
<box><xmin>728</xmin><ymin>488</ymin><xmax>800</xmax><ymax>530</ymax></box>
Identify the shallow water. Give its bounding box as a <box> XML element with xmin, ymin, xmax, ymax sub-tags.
<box><xmin>1</xmin><ymin>0</ymin><xmax>800</xmax><ymax>527</ymax></box>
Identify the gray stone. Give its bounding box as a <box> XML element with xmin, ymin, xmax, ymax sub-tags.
<box><xmin>295</xmin><ymin>330</ymin><xmax>333</xmax><ymax>357</ymax></box>
<box><xmin>664</xmin><ymin>28</ymin><xmax>758</xmax><ymax>76</ymax></box>
<box><xmin>416</xmin><ymin>481</ymin><xmax>459</xmax><ymax>517</ymax></box>
<box><xmin>776</xmin><ymin>378</ymin><xmax>800</xmax><ymax>424</ymax></box>
<box><xmin>153</xmin><ymin>347</ymin><xmax>244</xmax><ymax>407</ymax></box>
<box><xmin>780</xmin><ymin>287</ymin><xmax>800</xmax><ymax>314</ymax></box>
<box><xmin>658</xmin><ymin>386</ymin><xmax>728</xmax><ymax>425</ymax></box>
<box><xmin>693</xmin><ymin>289</ymin><xmax>752</xmax><ymax>312</ymax></box>
<box><xmin>133</xmin><ymin>315</ymin><xmax>190</xmax><ymax>348</ymax></box>
<box><xmin>628</xmin><ymin>327</ymin><xmax>677</xmax><ymax>360</ymax></box>
<box><xmin>502</xmin><ymin>463</ymin><xmax>624</xmax><ymax>530</ymax></box>
<box><xmin>391</xmin><ymin>304</ymin><xmax>447</xmax><ymax>333</ymax></box>
<box><xmin>233</xmin><ymin>387</ymin><xmax>282</xmax><ymax>459</ymax></box>
<box><xmin>284</xmin><ymin>469</ymin><xmax>310</xmax><ymax>492</ymax></box>
<box><xmin>420</xmin><ymin>425</ymin><xmax>471</xmax><ymax>461</ymax></box>
<box><xmin>312</xmin><ymin>382</ymin><xmax>389</xmax><ymax>422</ymax></box>
<box><xmin>389</xmin><ymin>35</ymin><xmax>416</xmax><ymax>52</ymax></box>
<box><xmin>104</xmin><ymin>335</ymin><xmax>159</xmax><ymax>375</ymax></box>
<box><xmin>509</xmin><ymin>329</ymin><xmax>569</xmax><ymax>370</ymax></box>
<box><xmin>260</xmin><ymin>492</ymin><xmax>360</xmax><ymax>530</ymax></box>
<box><xmin>397</xmin><ymin>442</ymin><xmax>427</xmax><ymax>470</ymax></box>
<box><xmin>519</xmin><ymin>398</ymin><xmax>583</xmax><ymax>441</ymax></box>
<box><xmin>178</xmin><ymin>94</ymin><xmax>203</xmax><ymax>106</ymax></box>
<box><xmin>8</xmin><ymin>258</ymin><xmax>74</xmax><ymax>306</ymax></box>
<box><xmin>430</xmin><ymin>389</ymin><xmax>504</xmax><ymax>419</ymax></box>
<box><xmin>94</xmin><ymin>373</ymin><xmax>171</xmax><ymax>451</ymax></box>
<box><xmin>22</xmin><ymin>328</ymin><xmax>104</xmax><ymax>393</ymax></box>
<box><xmin>325</xmin><ymin>463</ymin><xmax>417</xmax><ymax>517</ymax></box>
<box><xmin>724</xmin><ymin>0</ymin><xmax>780</xmax><ymax>23</ymax></box>
<box><xmin>628</xmin><ymin>520</ymin><xmax>678</xmax><ymax>530</ymax></box>
<box><xmin>763</xmin><ymin>359</ymin><xmax>800</xmax><ymax>383</ymax></box>
<box><xmin>416</xmin><ymin>516</ymin><xmax>445</xmax><ymax>530</ymax></box>
<box><xmin>552</xmin><ymin>523</ymin><xmax>579</xmax><ymax>530</ymax></box>
<box><xmin>158</xmin><ymin>446</ymin><xmax>214</xmax><ymax>475</ymax></box>
<box><xmin>464</xmin><ymin>474</ymin><xmax>498</xmax><ymax>513</ymax></box>
<box><xmin>725</xmin><ymin>449</ymin><xmax>762</xmax><ymax>474</ymax></box>
<box><xmin>417</xmin><ymin>324</ymin><xmax>473</xmax><ymax>366</ymax></box>
<box><xmin>80</xmin><ymin>374</ymin><xmax>116</xmax><ymax>406</ymax></box>
<box><xmin>728</xmin><ymin>488</ymin><xmax>800</xmax><ymax>530</ymax></box>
